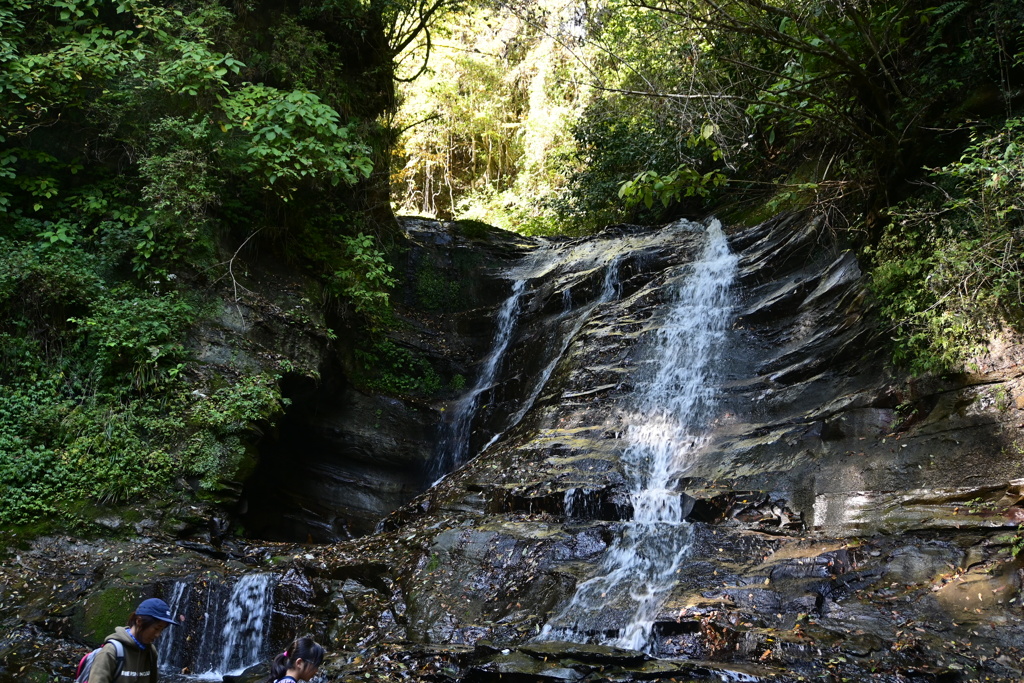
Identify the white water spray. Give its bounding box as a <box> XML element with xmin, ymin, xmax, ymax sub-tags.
<box><xmin>157</xmin><ymin>573</ymin><xmax>277</xmax><ymax>679</ymax></box>
<box><xmin>539</xmin><ymin>219</ymin><xmax>737</xmax><ymax>652</ymax></box>
<box><xmin>214</xmin><ymin>573</ymin><xmax>276</xmax><ymax>676</ymax></box>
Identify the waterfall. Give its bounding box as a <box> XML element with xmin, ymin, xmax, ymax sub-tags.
<box><xmin>478</xmin><ymin>256</ymin><xmax>622</xmax><ymax>454</ymax></box>
<box><xmin>539</xmin><ymin>219</ymin><xmax>738</xmax><ymax>652</ymax></box>
<box><xmin>564</xmin><ymin>487</ymin><xmax>601</xmax><ymax>520</ymax></box>
<box><xmin>156</xmin><ymin>580</ymin><xmax>188</xmax><ymax>668</ymax></box>
<box><xmin>214</xmin><ymin>573</ymin><xmax>276</xmax><ymax>675</ymax></box>
<box><xmin>157</xmin><ymin>573</ymin><xmax>277</xmax><ymax>678</ymax></box>
<box><xmin>156</xmin><ymin>579</ymin><xmax>195</xmax><ymax>673</ymax></box>
<box><xmin>431</xmin><ymin>278</ymin><xmax>528</xmax><ymax>480</ymax></box>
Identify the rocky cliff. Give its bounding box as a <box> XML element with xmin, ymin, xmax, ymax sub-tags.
<box><xmin>3</xmin><ymin>213</ymin><xmax>1024</xmax><ymax>683</ymax></box>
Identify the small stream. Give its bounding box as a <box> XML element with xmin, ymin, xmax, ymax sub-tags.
<box><xmin>431</xmin><ymin>278</ymin><xmax>528</xmax><ymax>480</ymax></box>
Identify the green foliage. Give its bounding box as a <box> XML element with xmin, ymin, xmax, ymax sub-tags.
<box><xmin>547</xmin><ymin>109</ymin><xmax>649</xmax><ymax>229</ymax></box>
<box><xmin>1003</xmin><ymin>527</ymin><xmax>1024</xmax><ymax>559</ymax></box>
<box><xmin>0</xmin><ymin>226</ymin><xmax>268</xmax><ymax>523</ymax></box>
<box><xmin>0</xmin><ymin>0</ymin><xmax>466</xmax><ymax>535</ymax></box>
<box><xmin>0</xmin><ymin>378</ymin><xmax>71</xmax><ymax>524</ymax></box>
<box><xmin>0</xmin><ymin>364</ymin><xmax>286</xmax><ymax>524</ymax></box>
<box><xmin>354</xmin><ymin>338</ymin><xmax>442</xmax><ymax>397</ymax></box>
<box><xmin>68</xmin><ymin>286</ymin><xmax>195</xmax><ymax>391</ymax></box>
<box><xmin>392</xmin><ymin>4</ymin><xmax>530</xmax><ymax>219</ymax></box>
<box><xmin>425</xmin><ymin>552</ymin><xmax>441</xmax><ymax>572</ymax></box>
<box><xmin>0</xmin><ymin>243</ymin><xmax>279</xmax><ymax>522</ymax></box>
<box><xmin>416</xmin><ymin>261</ymin><xmax>460</xmax><ymax>312</ymax></box>
<box><xmin>0</xmin><ymin>0</ymin><xmax>383</xmax><ymax>528</ymax></box>
<box><xmin>393</xmin><ymin>1</ymin><xmax>591</xmax><ymax>229</ymax></box>
<box><xmin>869</xmin><ymin>118</ymin><xmax>1024</xmax><ymax>374</ymax></box>
<box><xmin>331</xmin><ymin>232</ymin><xmax>398</xmax><ymax>321</ymax></box>
<box><xmin>393</xmin><ymin>0</ymin><xmax>1024</xmax><ymax>240</ymax></box>
<box><xmin>136</xmin><ymin>119</ymin><xmax>220</xmax><ymax>269</ymax></box>
<box><xmin>184</xmin><ymin>373</ymin><xmax>286</xmax><ymax>490</ymax></box>
<box><xmin>0</xmin><ymin>0</ymin><xmax>376</xmax><ymax>249</ymax></box>
<box><xmin>219</xmin><ymin>85</ymin><xmax>373</xmax><ymax>198</ymax></box>
<box><xmin>453</xmin><ymin>219</ymin><xmax>492</xmax><ymax>240</ymax></box>
<box><xmin>618</xmin><ymin>128</ymin><xmax>727</xmax><ymax>210</ymax></box>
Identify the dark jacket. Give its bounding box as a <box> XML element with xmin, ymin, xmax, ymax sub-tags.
<box><xmin>88</xmin><ymin>627</ymin><xmax>158</xmax><ymax>683</ymax></box>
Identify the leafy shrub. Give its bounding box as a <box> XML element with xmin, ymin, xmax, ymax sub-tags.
<box><xmin>0</xmin><ymin>378</ymin><xmax>71</xmax><ymax>524</ymax></box>
<box><xmin>331</xmin><ymin>233</ymin><xmax>398</xmax><ymax>321</ymax></box>
<box><xmin>416</xmin><ymin>262</ymin><xmax>460</xmax><ymax>312</ymax></box>
<box><xmin>354</xmin><ymin>338</ymin><xmax>442</xmax><ymax>396</ymax></box>
<box><xmin>185</xmin><ymin>373</ymin><xmax>286</xmax><ymax>490</ymax></box>
<box><xmin>68</xmin><ymin>286</ymin><xmax>196</xmax><ymax>391</ymax></box>
<box><xmin>618</xmin><ymin>124</ymin><xmax>727</xmax><ymax>210</ymax></box>
<box><xmin>869</xmin><ymin>118</ymin><xmax>1024</xmax><ymax>374</ymax></box>
<box><xmin>218</xmin><ymin>85</ymin><xmax>374</xmax><ymax>198</ymax></box>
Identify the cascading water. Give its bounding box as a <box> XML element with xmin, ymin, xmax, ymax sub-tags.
<box><xmin>431</xmin><ymin>278</ymin><xmax>528</xmax><ymax>480</ymax></box>
<box><xmin>157</xmin><ymin>573</ymin><xmax>277</xmax><ymax>678</ymax></box>
<box><xmin>539</xmin><ymin>219</ymin><xmax>738</xmax><ymax>652</ymax></box>
<box><xmin>478</xmin><ymin>255</ymin><xmax>623</xmax><ymax>454</ymax></box>
<box><xmin>214</xmin><ymin>573</ymin><xmax>276</xmax><ymax>675</ymax></box>
<box><xmin>431</xmin><ymin>224</ymin><xmax>689</xmax><ymax>482</ymax></box>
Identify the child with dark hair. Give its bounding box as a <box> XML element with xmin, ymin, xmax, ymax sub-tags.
<box><xmin>268</xmin><ymin>636</ymin><xmax>325</xmax><ymax>683</ymax></box>
<box><xmin>88</xmin><ymin>598</ymin><xmax>177</xmax><ymax>683</ymax></box>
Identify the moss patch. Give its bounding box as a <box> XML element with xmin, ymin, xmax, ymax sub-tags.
<box><xmin>75</xmin><ymin>586</ymin><xmax>140</xmax><ymax>644</ymax></box>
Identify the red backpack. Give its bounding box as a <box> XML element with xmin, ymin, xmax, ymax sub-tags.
<box><xmin>75</xmin><ymin>640</ymin><xmax>125</xmax><ymax>683</ymax></box>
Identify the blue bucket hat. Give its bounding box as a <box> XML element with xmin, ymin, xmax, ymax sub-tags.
<box><xmin>136</xmin><ymin>598</ymin><xmax>177</xmax><ymax>625</ymax></box>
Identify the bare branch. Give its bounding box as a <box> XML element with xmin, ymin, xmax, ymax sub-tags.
<box><xmin>227</xmin><ymin>229</ymin><xmax>263</xmax><ymax>320</ymax></box>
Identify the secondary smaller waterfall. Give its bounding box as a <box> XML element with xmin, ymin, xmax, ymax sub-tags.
<box><xmin>478</xmin><ymin>255</ymin><xmax>623</xmax><ymax>454</ymax></box>
<box><xmin>431</xmin><ymin>278</ymin><xmax>527</xmax><ymax>479</ymax></box>
<box><xmin>157</xmin><ymin>572</ymin><xmax>277</xmax><ymax>678</ymax></box>
<box><xmin>215</xmin><ymin>574</ymin><xmax>276</xmax><ymax>675</ymax></box>
<box><xmin>539</xmin><ymin>219</ymin><xmax>738</xmax><ymax>652</ymax></box>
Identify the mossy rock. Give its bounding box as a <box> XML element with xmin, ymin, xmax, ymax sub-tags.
<box><xmin>453</xmin><ymin>219</ymin><xmax>494</xmax><ymax>240</ymax></box>
<box><xmin>22</xmin><ymin>665</ymin><xmax>52</xmax><ymax>683</ymax></box>
<box><xmin>415</xmin><ymin>261</ymin><xmax>460</xmax><ymax>312</ymax></box>
<box><xmin>74</xmin><ymin>586</ymin><xmax>141</xmax><ymax>644</ymax></box>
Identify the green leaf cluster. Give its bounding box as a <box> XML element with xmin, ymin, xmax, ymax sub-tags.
<box><xmin>869</xmin><ymin>117</ymin><xmax>1024</xmax><ymax>374</ymax></box>
<box><xmin>618</xmin><ymin>126</ymin><xmax>727</xmax><ymax>210</ymax></box>
<box><xmin>354</xmin><ymin>338</ymin><xmax>442</xmax><ymax>397</ymax></box>
<box><xmin>219</xmin><ymin>85</ymin><xmax>373</xmax><ymax>198</ymax></box>
<box><xmin>330</xmin><ymin>232</ymin><xmax>398</xmax><ymax>322</ymax></box>
<box><xmin>1</xmin><ymin>0</ymin><xmax>374</xmax><ymax>220</ymax></box>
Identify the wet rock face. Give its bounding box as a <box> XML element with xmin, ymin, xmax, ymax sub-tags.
<box><xmin>711</xmin><ymin>214</ymin><xmax>1024</xmax><ymax>535</ymax></box>
<box><xmin>6</xmin><ymin>214</ymin><xmax>1024</xmax><ymax>683</ymax></box>
<box><xmin>239</xmin><ymin>219</ymin><xmax>538</xmax><ymax>542</ymax></box>
<box><xmin>304</xmin><ymin>214</ymin><xmax>1024</xmax><ymax>680</ymax></box>
<box><xmin>241</xmin><ymin>381</ymin><xmax>437</xmax><ymax>540</ymax></box>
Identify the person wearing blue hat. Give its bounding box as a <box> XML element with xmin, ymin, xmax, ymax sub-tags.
<box><xmin>86</xmin><ymin>598</ymin><xmax>178</xmax><ymax>683</ymax></box>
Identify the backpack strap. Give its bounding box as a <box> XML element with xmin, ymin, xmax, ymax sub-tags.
<box><xmin>105</xmin><ymin>640</ymin><xmax>126</xmax><ymax>681</ymax></box>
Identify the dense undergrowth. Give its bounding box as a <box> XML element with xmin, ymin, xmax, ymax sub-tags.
<box><xmin>869</xmin><ymin>118</ymin><xmax>1024</xmax><ymax>374</ymax></box>
<box><xmin>0</xmin><ymin>0</ymin><xmax>407</xmax><ymax>530</ymax></box>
